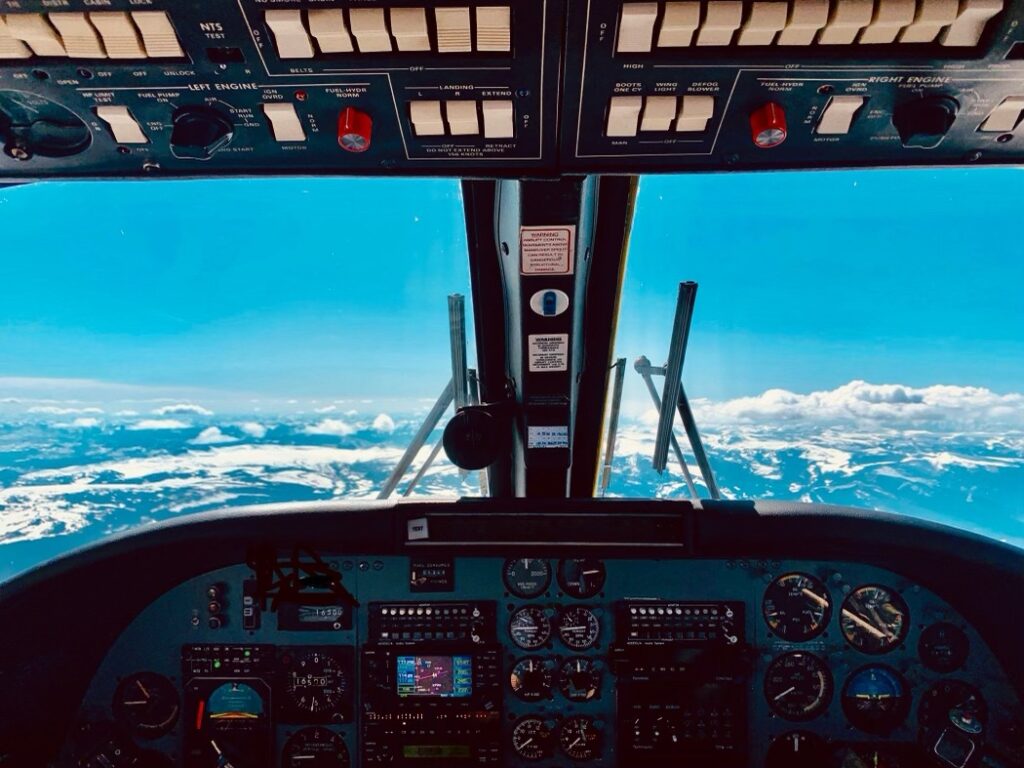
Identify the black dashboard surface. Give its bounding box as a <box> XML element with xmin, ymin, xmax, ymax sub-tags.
<box><xmin>2</xmin><ymin>499</ymin><xmax>1024</xmax><ymax>767</ymax></box>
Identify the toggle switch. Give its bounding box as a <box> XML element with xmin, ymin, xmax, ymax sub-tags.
<box><xmin>816</xmin><ymin>95</ymin><xmax>865</xmax><ymax>134</ymax></box>
<box><xmin>858</xmin><ymin>0</ymin><xmax>916</xmax><ymax>43</ymax></box>
<box><xmin>307</xmin><ymin>9</ymin><xmax>354</xmax><ymax>53</ymax></box>
<box><xmin>738</xmin><ymin>2</ymin><xmax>788</xmax><ymax>45</ymax></box>
<box><xmin>349</xmin><ymin>8</ymin><xmax>392</xmax><ymax>52</ymax></box>
<box><xmin>410</xmin><ymin>100</ymin><xmax>446</xmax><ymax>136</ymax></box>
<box><xmin>676</xmin><ymin>94</ymin><xmax>714</xmax><ymax>132</ymax></box>
<box><xmin>658</xmin><ymin>2</ymin><xmax>700</xmax><ymax>47</ymax></box>
<box><xmin>777</xmin><ymin>0</ymin><xmax>830</xmax><ymax>44</ymax></box>
<box><xmin>978</xmin><ymin>96</ymin><xmax>1024</xmax><ymax>132</ymax></box>
<box><xmin>4</xmin><ymin>14</ymin><xmax>67</xmax><ymax>56</ymax></box>
<box><xmin>818</xmin><ymin>0</ymin><xmax>874</xmax><ymax>44</ymax></box>
<box><xmin>640</xmin><ymin>96</ymin><xmax>677</xmax><ymax>131</ymax></box>
<box><xmin>435</xmin><ymin>7</ymin><xmax>472</xmax><ymax>52</ymax></box>
<box><xmin>48</xmin><ymin>13</ymin><xmax>106</xmax><ymax>58</ymax></box>
<box><xmin>899</xmin><ymin>0</ymin><xmax>958</xmax><ymax>43</ymax></box>
<box><xmin>0</xmin><ymin>16</ymin><xmax>32</xmax><ymax>59</ymax></box>
<box><xmin>476</xmin><ymin>6</ymin><xmax>511</xmax><ymax>52</ymax></box>
<box><xmin>940</xmin><ymin>0</ymin><xmax>1003</xmax><ymax>46</ymax></box>
<box><xmin>618</xmin><ymin>3</ymin><xmax>658</xmax><ymax>52</ymax></box>
<box><xmin>89</xmin><ymin>11</ymin><xmax>146</xmax><ymax>59</ymax></box>
<box><xmin>390</xmin><ymin>8</ymin><xmax>430</xmax><ymax>52</ymax></box>
<box><xmin>445</xmin><ymin>101</ymin><xmax>479</xmax><ymax>135</ymax></box>
<box><xmin>264</xmin><ymin>10</ymin><xmax>314</xmax><ymax>58</ymax></box>
<box><xmin>482</xmin><ymin>100</ymin><xmax>514</xmax><ymax>138</ymax></box>
<box><xmin>696</xmin><ymin>1</ymin><xmax>743</xmax><ymax>46</ymax></box>
<box><xmin>262</xmin><ymin>102</ymin><xmax>306</xmax><ymax>142</ymax></box>
<box><xmin>607</xmin><ymin>95</ymin><xmax>643</xmax><ymax>137</ymax></box>
<box><xmin>130</xmin><ymin>11</ymin><xmax>183</xmax><ymax>58</ymax></box>
<box><xmin>95</xmin><ymin>105</ymin><xmax>148</xmax><ymax>144</ymax></box>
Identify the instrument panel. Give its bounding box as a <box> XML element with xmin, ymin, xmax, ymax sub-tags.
<box><xmin>63</xmin><ymin>553</ymin><xmax>1024</xmax><ymax>767</ymax></box>
<box><xmin>2</xmin><ymin>0</ymin><xmax>1024</xmax><ymax>179</ymax></box>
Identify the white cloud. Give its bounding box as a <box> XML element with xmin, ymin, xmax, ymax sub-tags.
<box><xmin>314</xmin><ymin>405</ymin><xmax>337</xmax><ymax>414</ymax></box>
<box><xmin>27</xmin><ymin>406</ymin><xmax>103</xmax><ymax>415</ymax></box>
<box><xmin>190</xmin><ymin>427</ymin><xmax>237</xmax><ymax>445</ymax></box>
<box><xmin>238</xmin><ymin>422</ymin><xmax>267</xmax><ymax>438</ymax></box>
<box><xmin>128</xmin><ymin>419</ymin><xmax>190</xmax><ymax>431</ymax></box>
<box><xmin>373</xmin><ymin>413</ymin><xmax>396</xmax><ymax>433</ymax></box>
<box><xmin>70</xmin><ymin>417</ymin><xmax>101</xmax><ymax>428</ymax></box>
<box><xmin>302</xmin><ymin>418</ymin><xmax>356</xmax><ymax>437</ymax></box>
<box><xmin>692</xmin><ymin>380</ymin><xmax>1024</xmax><ymax>431</ymax></box>
<box><xmin>153</xmin><ymin>403</ymin><xmax>213</xmax><ymax>417</ymax></box>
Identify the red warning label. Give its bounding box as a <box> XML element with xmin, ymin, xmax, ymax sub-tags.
<box><xmin>520</xmin><ymin>225</ymin><xmax>576</xmax><ymax>275</ymax></box>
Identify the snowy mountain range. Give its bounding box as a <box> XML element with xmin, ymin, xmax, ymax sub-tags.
<box><xmin>1</xmin><ymin>379</ymin><xmax>1021</xmax><ymax>582</ymax></box>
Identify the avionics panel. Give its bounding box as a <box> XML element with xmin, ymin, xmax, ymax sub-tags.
<box><xmin>63</xmin><ymin>554</ymin><xmax>1024</xmax><ymax>768</ymax></box>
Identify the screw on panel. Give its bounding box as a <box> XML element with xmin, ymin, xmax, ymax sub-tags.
<box><xmin>997</xmin><ymin>133</ymin><xmax>1013</xmax><ymax>143</ymax></box>
<box><xmin>5</xmin><ymin>145</ymin><xmax>31</xmax><ymax>161</ymax></box>
<box><xmin>143</xmin><ymin>161</ymin><xmax>161</xmax><ymax>173</ymax></box>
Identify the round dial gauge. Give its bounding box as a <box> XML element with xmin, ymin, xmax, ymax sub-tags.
<box><xmin>509</xmin><ymin>606</ymin><xmax>552</xmax><ymax>650</ymax></box>
<box><xmin>512</xmin><ymin>716</ymin><xmax>553</xmax><ymax>761</ymax></box>
<box><xmin>919</xmin><ymin>680</ymin><xmax>987</xmax><ymax>737</ymax></box>
<box><xmin>833</xmin><ymin>746</ymin><xmax>906</xmax><ymax>768</ymax></box>
<box><xmin>841</xmin><ymin>585</ymin><xmax>909</xmax><ymax>654</ymax></box>
<box><xmin>112</xmin><ymin>672</ymin><xmax>180</xmax><ymax>739</ymax></box>
<box><xmin>557</xmin><ymin>606</ymin><xmax>601</xmax><ymax>650</ymax></box>
<box><xmin>282</xmin><ymin>727</ymin><xmax>351</xmax><ymax>768</ymax></box>
<box><xmin>559</xmin><ymin>657</ymin><xmax>601</xmax><ymax>702</ymax></box>
<box><xmin>557</xmin><ymin>559</ymin><xmax>606</xmax><ymax>599</ymax></box>
<box><xmin>503</xmin><ymin>558</ymin><xmax>552</xmax><ymax>598</ymax></box>
<box><xmin>281</xmin><ymin>649</ymin><xmax>350</xmax><ymax>720</ymax></box>
<box><xmin>764</xmin><ymin>652</ymin><xmax>833</xmax><ymax>721</ymax></box>
<box><xmin>841</xmin><ymin>665</ymin><xmax>909</xmax><ymax>734</ymax></box>
<box><xmin>559</xmin><ymin>716</ymin><xmax>601</xmax><ymax>761</ymax></box>
<box><xmin>765</xmin><ymin>731</ymin><xmax>829</xmax><ymax>768</ymax></box>
<box><xmin>919</xmin><ymin>622</ymin><xmax>970</xmax><ymax>673</ymax></box>
<box><xmin>763</xmin><ymin>573</ymin><xmax>832</xmax><ymax>642</ymax></box>
<box><xmin>510</xmin><ymin>657</ymin><xmax>556</xmax><ymax>701</ymax></box>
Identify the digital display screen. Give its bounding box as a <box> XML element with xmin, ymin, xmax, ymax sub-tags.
<box><xmin>402</xmin><ymin>745</ymin><xmax>472</xmax><ymax>759</ymax></box>
<box><xmin>396</xmin><ymin>655</ymin><xmax>472</xmax><ymax>698</ymax></box>
<box><xmin>297</xmin><ymin>605</ymin><xmax>346</xmax><ymax>623</ymax></box>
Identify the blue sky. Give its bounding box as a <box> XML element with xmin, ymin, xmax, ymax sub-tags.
<box><xmin>0</xmin><ymin>168</ymin><xmax>1021</xmax><ymax>408</ymax></box>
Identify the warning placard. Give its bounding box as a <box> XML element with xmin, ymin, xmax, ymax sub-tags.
<box><xmin>520</xmin><ymin>225</ymin><xmax>576</xmax><ymax>275</ymax></box>
<box><xmin>528</xmin><ymin>333</ymin><xmax>569</xmax><ymax>372</ymax></box>
<box><xmin>527</xmin><ymin>425</ymin><xmax>569</xmax><ymax>449</ymax></box>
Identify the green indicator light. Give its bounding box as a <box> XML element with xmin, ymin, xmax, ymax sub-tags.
<box><xmin>214</xmin><ymin>660</ymin><xmax>221</xmax><ymax>668</ymax></box>
<box><xmin>244</xmin><ymin>650</ymin><xmax>251</xmax><ymax>657</ymax></box>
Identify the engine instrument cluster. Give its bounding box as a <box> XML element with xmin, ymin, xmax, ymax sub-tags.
<box><xmin>63</xmin><ymin>555</ymin><xmax>1024</xmax><ymax>768</ymax></box>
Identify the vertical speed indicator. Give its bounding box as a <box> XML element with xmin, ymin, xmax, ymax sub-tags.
<box><xmin>503</xmin><ymin>558</ymin><xmax>552</xmax><ymax>598</ymax></box>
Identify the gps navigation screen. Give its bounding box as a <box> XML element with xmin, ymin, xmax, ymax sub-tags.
<box><xmin>396</xmin><ymin>655</ymin><xmax>473</xmax><ymax>698</ymax></box>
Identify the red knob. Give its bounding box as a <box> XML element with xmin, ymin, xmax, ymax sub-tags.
<box><xmin>338</xmin><ymin>107</ymin><xmax>372</xmax><ymax>153</ymax></box>
<box><xmin>750</xmin><ymin>102</ymin><xmax>787</xmax><ymax>149</ymax></box>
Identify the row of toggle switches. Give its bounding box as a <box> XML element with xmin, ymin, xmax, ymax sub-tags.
<box><xmin>607</xmin><ymin>94</ymin><xmax>715</xmax><ymax>136</ymax></box>
<box><xmin>0</xmin><ymin>11</ymin><xmax>182</xmax><ymax>60</ymax></box>
<box><xmin>617</xmin><ymin>0</ymin><xmax>1003</xmax><ymax>51</ymax></box>
<box><xmin>410</xmin><ymin>99</ymin><xmax>515</xmax><ymax>138</ymax></box>
<box><xmin>265</xmin><ymin>6</ymin><xmax>511</xmax><ymax>59</ymax></box>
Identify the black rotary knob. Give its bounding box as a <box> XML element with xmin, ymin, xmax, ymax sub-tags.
<box><xmin>170</xmin><ymin>105</ymin><xmax>234</xmax><ymax>160</ymax></box>
<box><xmin>892</xmin><ymin>95</ymin><xmax>959</xmax><ymax>149</ymax></box>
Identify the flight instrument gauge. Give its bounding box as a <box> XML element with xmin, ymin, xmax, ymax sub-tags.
<box><xmin>559</xmin><ymin>657</ymin><xmax>602</xmax><ymax>701</ymax></box>
<box><xmin>280</xmin><ymin>649</ymin><xmax>351</xmax><ymax>722</ymax></box>
<box><xmin>509</xmin><ymin>605</ymin><xmax>552</xmax><ymax>650</ymax></box>
<box><xmin>833</xmin><ymin>746</ymin><xmax>906</xmax><ymax>767</ymax></box>
<box><xmin>557</xmin><ymin>558</ymin><xmax>606</xmax><ymax>598</ymax></box>
<box><xmin>841</xmin><ymin>585</ymin><xmax>909</xmax><ymax>654</ymax></box>
<box><xmin>919</xmin><ymin>680</ymin><xmax>987</xmax><ymax>737</ymax></box>
<box><xmin>762</xmin><ymin>573</ymin><xmax>832</xmax><ymax>641</ymax></box>
<box><xmin>557</xmin><ymin>606</ymin><xmax>601</xmax><ymax>650</ymax></box>
<box><xmin>512</xmin><ymin>716</ymin><xmax>553</xmax><ymax>761</ymax></box>
<box><xmin>112</xmin><ymin>672</ymin><xmax>180</xmax><ymax>738</ymax></box>
<box><xmin>282</xmin><ymin>728</ymin><xmax>351</xmax><ymax>768</ymax></box>
<box><xmin>510</xmin><ymin>657</ymin><xmax>556</xmax><ymax>701</ymax></box>
<box><xmin>559</xmin><ymin>716</ymin><xmax>601</xmax><ymax>760</ymax></box>
<box><xmin>764</xmin><ymin>731</ymin><xmax>829</xmax><ymax>768</ymax></box>
<box><xmin>918</xmin><ymin>622</ymin><xmax>970</xmax><ymax>673</ymax></box>
<box><xmin>841</xmin><ymin>665</ymin><xmax>909</xmax><ymax>734</ymax></box>
<box><xmin>764</xmin><ymin>652</ymin><xmax>833</xmax><ymax>721</ymax></box>
<box><xmin>503</xmin><ymin>558</ymin><xmax>552</xmax><ymax>598</ymax></box>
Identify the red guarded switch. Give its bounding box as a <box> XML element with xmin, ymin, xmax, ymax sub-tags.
<box><xmin>750</xmin><ymin>102</ymin><xmax>787</xmax><ymax>149</ymax></box>
<box><xmin>338</xmin><ymin>107</ymin><xmax>373</xmax><ymax>152</ymax></box>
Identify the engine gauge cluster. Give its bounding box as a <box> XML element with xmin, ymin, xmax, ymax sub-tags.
<box><xmin>841</xmin><ymin>585</ymin><xmax>909</xmax><ymax>654</ymax></box>
<box><xmin>763</xmin><ymin>572</ymin><xmax>832</xmax><ymax>641</ymax></box>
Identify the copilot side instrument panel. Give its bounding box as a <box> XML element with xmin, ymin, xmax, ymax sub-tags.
<box><xmin>64</xmin><ymin>553</ymin><xmax>1024</xmax><ymax>768</ymax></box>
<box><xmin>2</xmin><ymin>0</ymin><xmax>1024</xmax><ymax>177</ymax></box>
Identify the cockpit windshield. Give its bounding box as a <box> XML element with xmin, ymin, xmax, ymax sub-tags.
<box><xmin>1</xmin><ymin>168</ymin><xmax>1022</xmax><ymax>581</ymax></box>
